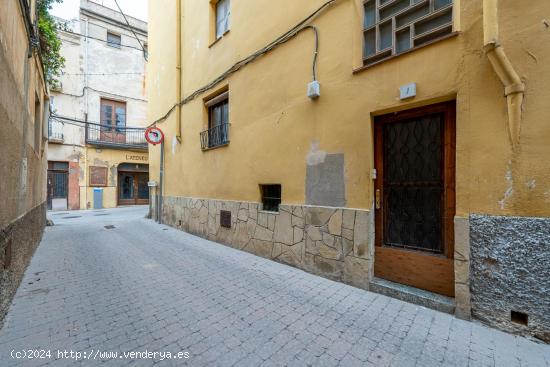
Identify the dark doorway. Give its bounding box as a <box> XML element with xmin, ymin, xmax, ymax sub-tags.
<box><xmin>374</xmin><ymin>102</ymin><xmax>456</xmax><ymax>297</ymax></box>
<box><xmin>117</xmin><ymin>163</ymin><xmax>149</xmax><ymax>206</ymax></box>
<box><xmin>47</xmin><ymin>162</ymin><xmax>69</xmax><ymax>211</ymax></box>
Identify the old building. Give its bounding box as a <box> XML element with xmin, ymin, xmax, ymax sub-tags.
<box><xmin>48</xmin><ymin>0</ymin><xmax>149</xmax><ymax>211</ymax></box>
<box><xmin>148</xmin><ymin>0</ymin><xmax>550</xmax><ymax>341</ymax></box>
<box><xmin>0</xmin><ymin>0</ymin><xmax>49</xmax><ymax>320</ymax></box>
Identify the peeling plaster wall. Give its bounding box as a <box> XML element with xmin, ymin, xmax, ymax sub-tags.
<box><xmin>306</xmin><ymin>147</ymin><xmax>346</xmax><ymax>207</ymax></box>
<box><xmin>148</xmin><ymin>0</ymin><xmax>550</xmax><ymax>338</ymax></box>
<box><xmin>47</xmin><ymin>1</ymin><xmax>149</xmax><ymax>210</ymax></box>
<box><xmin>149</xmin><ymin>0</ymin><xmax>550</xmax><ymax>216</ymax></box>
<box><xmin>0</xmin><ymin>0</ymin><xmax>48</xmax><ymax>323</ymax></box>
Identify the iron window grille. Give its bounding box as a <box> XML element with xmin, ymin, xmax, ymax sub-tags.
<box><xmin>363</xmin><ymin>0</ymin><xmax>453</xmax><ymax>66</ymax></box>
<box><xmin>260</xmin><ymin>184</ymin><xmax>281</xmax><ymax>213</ymax></box>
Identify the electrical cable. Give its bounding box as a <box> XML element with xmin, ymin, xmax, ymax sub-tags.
<box><xmin>54</xmin><ymin>86</ymin><xmax>148</xmax><ymax>102</ymax></box>
<box><xmin>60</xmin><ymin>29</ymin><xmax>145</xmax><ymax>52</ymax></box>
<box><xmin>61</xmin><ymin>72</ymin><xmax>144</xmax><ymax>76</ymax></box>
<box><xmin>113</xmin><ymin>0</ymin><xmax>148</xmax><ymax>61</ymax></box>
<box><xmin>50</xmin><ymin>112</ymin><xmax>146</xmax><ymax>130</ymax></box>
<box><xmin>148</xmin><ymin>0</ymin><xmax>334</xmax><ymax>128</ymax></box>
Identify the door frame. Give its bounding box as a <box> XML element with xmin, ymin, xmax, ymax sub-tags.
<box><xmin>373</xmin><ymin>101</ymin><xmax>456</xmax><ymax>297</ymax></box>
<box><xmin>47</xmin><ymin>162</ymin><xmax>69</xmax><ymax>211</ymax></box>
<box><xmin>117</xmin><ymin>171</ymin><xmax>149</xmax><ymax>206</ymax></box>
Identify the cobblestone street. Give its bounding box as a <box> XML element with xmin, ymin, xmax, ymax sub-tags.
<box><xmin>0</xmin><ymin>207</ymin><xmax>548</xmax><ymax>366</ymax></box>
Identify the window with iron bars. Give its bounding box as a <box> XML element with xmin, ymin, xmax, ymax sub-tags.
<box><xmin>201</xmin><ymin>92</ymin><xmax>229</xmax><ymax>149</ymax></box>
<box><xmin>260</xmin><ymin>184</ymin><xmax>281</xmax><ymax>213</ymax></box>
<box><xmin>363</xmin><ymin>0</ymin><xmax>453</xmax><ymax>66</ymax></box>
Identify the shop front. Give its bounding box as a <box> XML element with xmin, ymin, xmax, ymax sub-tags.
<box><xmin>117</xmin><ymin>163</ymin><xmax>149</xmax><ymax>206</ymax></box>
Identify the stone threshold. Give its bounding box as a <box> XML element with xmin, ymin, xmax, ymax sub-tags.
<box><xmin>370</xmin><ymin>277</ymin><xmax>455</xmax><ymax>315</ymax></box>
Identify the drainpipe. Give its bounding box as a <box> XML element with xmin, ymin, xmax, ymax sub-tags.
<box><xmin>483</xmin><ymin>0</ymin><xmax>525</xmax><ymax>148</ymax></box>
<box><xmin>158</xmin><ymin>141</ymin><xmax>164</xmax><ymax>223</ymax></box>
<box><xmin>175</xmin><ymin>0</ymin><xmax>183</xmax><ymax>143</ymax></box>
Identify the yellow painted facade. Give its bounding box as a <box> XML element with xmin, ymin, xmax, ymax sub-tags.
<box><xmin>80</xmin><ymin>148</ymin><xmax>149</xmax><ymax>210</ymax></box>
<box><xmin>148</xmin><ymin>0</ymin><xmax>550</xmax><ymax>217</ymax></box>
<box><xmin>148</xmin><ymin>0</ymin><xmax>550</xmax><ymax>336</ymax></box>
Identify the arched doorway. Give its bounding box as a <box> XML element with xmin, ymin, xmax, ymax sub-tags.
<box><xmin>117</xmin><ymin>163</ymin><xmax>149</xmax><ymax>206</ymax></box>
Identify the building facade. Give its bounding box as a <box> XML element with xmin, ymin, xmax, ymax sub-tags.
<box><xmin>148</xmin><ymin>0</ymin><xmax>550</xmax><ymax>341</ymax></box>
<box><xmin>48</xmin><ymin>0</ymin><xmax>149</xmax><ymax>211</ymax></box>
<box><xmin>0</xmin><ymin>0</ymin><xmax>49</xmax><ymax>321</ymax></box>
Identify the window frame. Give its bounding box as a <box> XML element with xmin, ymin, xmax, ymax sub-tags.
<box><xmin>260</xmin><ymin>184</ymin><xmax>282</xmax><ymax>213</ymax></box>
<box><xmin>202</xmin><ymin>91</ymin><xmax>230</xmax><ymax>149</ymax></box>
<box><xmin>34</xmin><ymin>93</ymin><xmax>42</xmax><ymax>153</ymax></box>
<box><xmin>362</xmin><ymin>0</ymin><xmax>454</xmax><ymax>67</ymax></box>
<box><xmin>215</xmin><ymin>0</ymin><xmax>230</xmax><ymax>39</ymax></box>
<box><xmin>100</xmin><ymin>98</ymin><xmax>127</xmax><ymax>133</ymax></box>
<box><xmin>106</xmin><ymin>31</ymin><xmax>122</xmax><ymax>48</ymax></box>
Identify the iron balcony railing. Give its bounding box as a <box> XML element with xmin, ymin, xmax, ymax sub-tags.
<box><xmin>48</xmin><ymin>119</ymin><xmax>64</xmax><ymax>141</ymax></box>
<box><xmin>86</xmin><ymin>123</ymin><xmax>147</xmax><ymax>150</ymax></box>
<box><xmin>200</xmin><ymin>123</ymin><xmax>230</xmax><ymax>150</ymax></box>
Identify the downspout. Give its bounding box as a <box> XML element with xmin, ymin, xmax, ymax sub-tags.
<box><xmin>84</xmin><ymin>18</ymin><xmax>90</xmax><ymax>209</ymax></box>
<box><xmin>483</xmin><ymin>0</ymin><xmax>525</xmax><ymax>148</ymax></box>
<box><xmin>175</xmin><ymin>0</ymin><xmax>183</xmax><ymax>143</ymax></box>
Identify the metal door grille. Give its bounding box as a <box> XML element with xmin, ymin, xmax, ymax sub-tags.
<box><xmin>383</xmin><ymin>114</ymin><xmax>443</xmax><ymax>253</ymax></box>
<box><xmin>52</xmin><ymin>172</ymin><xmax>68</xmax><ymax>199</ymax></box>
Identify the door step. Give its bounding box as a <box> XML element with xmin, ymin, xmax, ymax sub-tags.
<box><xmin>370</xmin><ymin>277</ymin><xmax>455</xmax><ymax>314</ymax></box>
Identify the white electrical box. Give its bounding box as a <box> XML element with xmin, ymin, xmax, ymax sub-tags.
<box><xmin>307</xmin><ymin>81</ymin><xmax>321</xmax><ymax>99</ymax></box>
<box><xmin>399</xmin><ymin>83</ymin><xmax>417</xmax><ymax>100</ymax></box>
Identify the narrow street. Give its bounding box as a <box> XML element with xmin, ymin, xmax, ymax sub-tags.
<box><xmin>0</xmin><ymin>207</ymin><xmax>548</xmax><ymax>366</ymax></box>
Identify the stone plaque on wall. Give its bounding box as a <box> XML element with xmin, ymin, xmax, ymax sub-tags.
<box><xmin>89</xmin><ymin>166</ymin><xmax>108</xmax><ymax>187</ymax></box>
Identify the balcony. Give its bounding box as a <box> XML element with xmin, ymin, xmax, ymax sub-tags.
<box><xmin>86</xmin><ymin>123</ymin><xmax>147</xmax><ymax>150</ymax></box>
<box><xmin>48</xmin><ymin>119</ymin><xmax>64</xmax><ymax>143</ymax></box>
<box><xmin>200</xmin><ymin>123</ymin><xmax>230</xmax><ymax>150</ymax></box>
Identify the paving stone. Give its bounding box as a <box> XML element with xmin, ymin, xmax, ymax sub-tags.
<box><xmin>0</xmin><ymin>207</ymin><xmax>547</xmax><ymax>367</ymax></box>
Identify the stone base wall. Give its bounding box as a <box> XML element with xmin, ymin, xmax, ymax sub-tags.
<box><xmin>470</xmin><ymin>214</ymin><xmax>550</xmax><ymax>343</ymax></box>
<box><xmin>0</xmin><ymin>202</ymin><xmax>46</xmax><ymax>324</ymax></box>
<box><xmin>162</xmin><ymin>197</ymin><xmax>374</xmax><ymax>290</ymax></box>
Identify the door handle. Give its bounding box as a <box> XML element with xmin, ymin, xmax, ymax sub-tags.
<box><xmin>375</xmin><ymin>189</ymin><xmax>381</xmax><ymax>210</ymax></box>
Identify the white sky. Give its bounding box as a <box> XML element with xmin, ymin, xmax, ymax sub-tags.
<box><xmin>51</xmin><ymin>0</ymin><xmax>148</xmax><ymax>22</ymax></box>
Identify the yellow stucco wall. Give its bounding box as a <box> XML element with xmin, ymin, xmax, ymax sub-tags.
<box><xmin>81</xmin><ymin>148</ymin><xmax>149</xmax><ymax>209</ymax></box>
<box><xmin>0</xmin><ymin>0</ymin><xmax>49</xmax><ymax>227</ymax></box>
<box><xmin>148</xmin><ymin>0</ymin><xmax>550</xmax><ymax>217</ymax></box>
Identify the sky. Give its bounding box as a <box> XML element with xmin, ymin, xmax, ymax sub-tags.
<box><xmin>51</xmin><ymin>0</ymin><xmax>148</xmax><ymax>22</ymax></box>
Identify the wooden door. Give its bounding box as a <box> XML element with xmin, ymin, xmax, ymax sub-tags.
<box><xmin>374</xmin><ymin>102</ymin><xmax>456</xmax><ymax>297</ymax></box>
<box><xmin>118</xmin><ymin>172</ymin><xmax>149</xmax><ymax>205</ymax></box>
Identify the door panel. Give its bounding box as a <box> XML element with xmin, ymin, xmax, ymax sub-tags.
<box><xmin>374</xmin><ymin>102</ymin><xmax>455</xmax><ymax>297</ymax></box>
<box><xmin>118</xmin><ymin>173</ymin><xmax>135</xmax><ymax>205</ymax></box>
<box><xmin>118</xmin><ymin>172</ymin><xmax>149</xmax><ymax>205</ymax></box>
<box><xmin>47</xmin><ymin>166</ymin><xmax>68</xmax><ymax>211</ymax></box>
<box><xmin>136</xmin><ymin>173</ymin><xmax>149</xmax><ymax>204</ymax></box>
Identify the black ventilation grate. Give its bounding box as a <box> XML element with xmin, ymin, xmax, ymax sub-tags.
<box><xmin>220</xmin><ymin>210</ymin><xmax>232</xmax><ymax>228</ymax></box>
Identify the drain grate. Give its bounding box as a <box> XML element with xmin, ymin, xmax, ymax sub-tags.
<box><xmin>63</xmin><ymin>216</ymin><xmax>82</xmax><ymax>219</ymax></box>
<box><xmin>104</xmin><ymin>225</ymin><xmax>116</xmax><ymax>229</ymax></box>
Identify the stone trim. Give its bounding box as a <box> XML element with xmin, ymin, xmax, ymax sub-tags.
<box><xmin>162</xmin><ymin>197</ymin><xmax>374</xmax><ymax>291</ymax></box>
<box><xmin>454</xmin><ymin>216</ymin><xmax>471</xmax><ymax>320</ymax></box>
